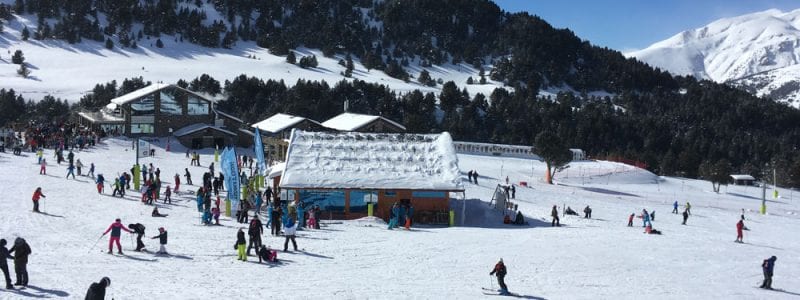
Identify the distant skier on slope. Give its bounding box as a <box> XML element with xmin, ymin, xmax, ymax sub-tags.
<box><xmin>672</xmin><ymin>201</ymin><xmax>679</xmax><ymax>214</ymax></box>
<box><xmin>735</xmin><ymin>219</ymin><xmax>744</xmax><ymax>243</ymax></box>
<box><xmin>151</xmin><ymin>227</ymin><xmax>168</xmax><ymax>255</ymax></box>
<box><xmin>551</xmin><ymin>205</ymin><xmax>560</xmax><ymax>226</ymax></box>
<box><xmin>489</xmin><ymin>258</ymin><xmax>510</xmax><ymax>295</ymax></box>
<box><xmin>102</xmin><ymin>219</ymin><xmax>131</xmax><ymax>254</ymax></box>
<box><xmin>627</xmin><ymin>213</ymin><xmax>634</xmax><ymax>227</ymax></box>
<box><xmin>31</xmin><ymin>187</ymin><xmax>45</xmax><ymax>213</ymax></box>
<box><xmin>682</xmin><ymin>210</ymin><xmax>689</xmax><ymax>225</ymax></box>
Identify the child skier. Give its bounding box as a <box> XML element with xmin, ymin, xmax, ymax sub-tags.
<box><xmin>174</xmin><ymin>174</ymin><xmax>181</xmax><ymax>192</ymax></box>
<box><xmin>736</xmin><ymin>219</ymin><xmax>744</xmax><ymax>243</ymax></box>
<box><xmin>102</xmin><ymin>219</ymin><xmax>131</xmax><ymax>254</ymax></box>
<box><xmin>151</xmin><ymin>227</ymin><xmax>168</xmax><ymax>255</ymax></box>
<box><xmin>236</xmin><ymin>229</ymin><xmax>247</xmax><ymax>261</ymax></box>
<box><xmin>39</xmin><ymin>158</ymin><xmax>46</xmax><ymax>175</ymax></box>
<box><xmin>96</xmin><ymin>174</ymin><xmax>105</xmax><ymax>194</ymax></box>
<box><xmin>489</xmin><ymin>258</ymin><xmax>509</xmax><ymax>295</ymax></box>
<box><xmin>31</xmin><ymin>187</ymin><xmax>45</xmax><ymax>213</ymax></box>
<box><xmin>283</xmin><ymin>218</ymin><xmax>298</xmax><ymax>252</ymax></box>
<box><xmin>164</xmin><ymin>186</ymin><xmax>172</xmax><ymax>204</ymax></box>
<box><xmin>760</xmin><ymin>256</ymin><xmax>777</xmax><ymax>289</ymax></box>
<box><xmin>627</xmin><ymin>213</ymin><xmax>634</xmax><ymax>227</ymax></box>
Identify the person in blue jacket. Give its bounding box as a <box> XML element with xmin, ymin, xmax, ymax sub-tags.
<box><xmin>760</xmin><ymin>256</ymin><xmax>777</xmax><ymax>289</ymax></box>
<box><xmin>387</xmin><ymin>203</ymin><xmax>400</xmax><ymax>230</ymax></box>
<box><xmin>642</xmin><ymin>209</ymin><xmax>651</xmax><ymax>227</ymax></box>
<box><xmin>266</xmin><ymin>203</ymin><xmax>274</xmax><ymax>228</ymax></box>
<box><xmin>397</xmin><ymin>204</ymin><xmax>406</xmax><ymax>228</ymax></box>
<box><xmin>296</xmin><ymin>202</ymin><xmax>305</xmax><ymax>228</ymax></box>
<box><xmin>672</xmin><ymin>201</ymin><xmax>679</xmax><ymax>214</ymax></box>
<box><xmin>196</xmin><ymin>188</ymin><xmax>204</xmax><ymax>212</ymax></box>
<box><xmin>254</xmin><ymin>193</ymin><xmax>263</xmax><ymax>216</ymax></box>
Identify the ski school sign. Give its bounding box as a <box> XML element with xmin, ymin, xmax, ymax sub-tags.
<box><xmin>221</xmin><ymin>147</ymin><xmax>240</xmax><ymax>213</ymax></box>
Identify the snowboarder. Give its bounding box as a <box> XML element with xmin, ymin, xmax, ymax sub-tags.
<box><xmin>128</xmin><ymin>223</ymin><xmax>146</xmax><ymax>252</ymax></box>
<box><xmin>672</xmin><ymin>201</ymin><xmax>679</xmax><ymax>214</ymax></box>
<box><xmin>736</xmin><ymin>219</ymin><xmax>744</xmax><ymax>243</ymax></box>
<box><xmin>760</xmin><ymin>256</ymin><xmax>777</xmax><ymax>289</ymax></box>
<box><xmin>235</xmin><ymin>229</ymin><xmax>247</xmax><ymax>261</ymax></box>
<box><xmin>247</xmin><ymin>216</ymin><xmax>263</xmax><ymax>256</ymax></box>
<box><xmin>551</xmin><ymin>205</ymin><xmax>560</xmax><ymax>226</ymax></box>
<box><xmin>583</xmin><ymin>206</ymin><xmax>592</xmax><ymax>219</ymax></box>
<box><xmin>102</xmin><ymin>219</ymin><xmax>132</xmax><ymax>254</ymax></box>
<box><xmin>283</xmin><ymin>218</ymin><xmax>298</xmax><ymax>252</ymax></box>
<box><xmin>627</xmin><ymin>213</ymin><xmax>634</xmax><ymax>227</ymax></box>
<box><xmin>0</xmin><ymin>239</ymin><xmax>13</xmax><ymax>289</ymax></box>
<box><xmin>9</xmin><ymin>238</ymin><xmax>30</xmax><ymax>287</ymax></box>
<box><xmin>682</xmin><ymin>210</ymin><xmax>689</xmax><ymax>225</ymax></box>
<box><xmin>151</xmin><ymin>227</ymin><xmax>168</xmax><ymax>255</ymax></box>
<box><xmin>84</xmin><ymin>277</ymin><xmax>111</xmax><ymax>300</ymax></box>
<box><xmin>489</xmin><ymin>258</ymin><xmax>509</xmax><ymax>295</ymax></box>
<box><xmin>31</xmin><ymin>187</ymin><xmax>45</xmax><ymax>213</ymax></box>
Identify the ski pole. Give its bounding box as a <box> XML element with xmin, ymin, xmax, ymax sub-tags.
<box><xmin>489</xmin><ymin>275</ymin><xmax>494</xmax><ymax>290</ymax></box>
<box><xmin>88</xmin><ymin>234</ymin><xmax>104</xmax><ymax>253</ymax></box>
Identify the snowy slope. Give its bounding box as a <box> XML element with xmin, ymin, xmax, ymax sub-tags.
<box><xmin>0</xmin><ymin>13</ymin><xmax>505</xmax><ymax>102</ymax></box>
<box><xmin>628</xmin><ymin>8</ymin><xmax>800</xmax><ymax>108</ymax></box>
<box><xmin>0</xmin><ymin>138</ymin><xmax>798</xmax><ymax>299</ymax></box>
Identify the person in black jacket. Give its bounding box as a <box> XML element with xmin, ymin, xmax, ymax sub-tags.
<box><xmin>236</xmin><ymin>229</ymin><xmax>247</xmax><ymax>261</ymax></box>
<box><xmin>151</xmin><ymin>227</ymin><xmax>168</xmax><ymax>255</ymax></box>
<box><xmin>247</xmin><ymin>217</ymin><xmax>263</xmax><ymax>256</ymax></box>
<box><xmin>84</xmin><ymin>277</ymin><xmax>110</xmax><ymax>300</ymax></box>
<box><xmin>489</xmin><ymin>258</ymin><xmax>509</xmax><ymax>295</ymax></box>
<box><xmin>0</xmin><ymin>239</ymin><xmax>12</xmax><ymax>289</ymax></box>
<box><xmin>9</xmin><ymin>238</ymin><xmax>31</xmax><ymax>287</ymax></box>
<box><xmin>760</xmin><ymin>256</ymin><xmax>777</xmax><ymax>289</ymax></box>
<box><xmin>129</xmin><ymin>223</ymin><xmax>146</xmax><ymax>252</ymax></box>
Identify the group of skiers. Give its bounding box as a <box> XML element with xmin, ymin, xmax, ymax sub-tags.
<box><xmin>101</xmin><ymin>218</ymin><xmax>168</xmax><ymax>255</ymax></box>
<box><xmin>387</xmin><ymin>200</ymin><xmax>415</xmax><ymax>230</ymax></box>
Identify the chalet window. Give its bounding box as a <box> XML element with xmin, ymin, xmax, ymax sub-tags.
<box><xmin>349</xmin><ymin>190</ymin><xmax>377</xmax><ymax>213</ymax></box>
<box><xmin>160</xmin><ymin>89</ymin><xmax>182</xmax><ymax>115</ymax></box>
<box><xmin>130</xmin><ymin>95</ymin><xmax>155</xmax><ymax>116</ymax></box>
<box><xmin>187</xmin><ymin>95</ymin><xmax>209</xmax><ymax>115</ymax></box>
<box><xmin>412</xmin><ymin>191</ymin><xmax>446</xmax><ymax>198</ymax></box>
<box><xmin>130</xmin><ymin>123</ymin><xmax>154</xmax><ymax>134</ymax></box>
<box><xmin>299</xmin><ymin>190</ymin><xmax>345</xmax><ymax>212</ymax></box>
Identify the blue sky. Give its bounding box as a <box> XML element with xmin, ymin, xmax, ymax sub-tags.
<box><xmin>494</xmin><ymin>0</ymin><xmax>800</xmax><ymax>52</ymax></box>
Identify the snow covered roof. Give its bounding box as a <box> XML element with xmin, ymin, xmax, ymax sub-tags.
<box><xmin>173</xmin><ymin>123</ymin><xmax>236</xmax><ymax>137</ymax></box>
<box><xmin>77</xmin><ymin>110</ymin><xmax>124</xmax><ymax>123</ymax></box>
<box><xmin>251</xmin><ymin>113</ymin><xmax>320</xmax><ymax>134</ymax></box>
<box><xmin>216</xmin><ymin>110</ymin><xmax>244</xmax><ymax>123</ymax></box>
<box><xmin>321</xmin><ymin>112</ymin><xmax>406</xmax><ymax>132</ymax></box>
<box><xmin>730</xmin><ymin>174</ymin><xmax>756</xmax><ymax>181</ymax></box>
<box><xmin>268</xmin><ymin>162</ymin><xmax>285</xmax><ymax>179</ymax></box>
<box><xmin>110</xmin><ymin>83</ymin><xmax>214</xmax><ymax>106</ymax></box>
<box><xmin>280</xmin><ymin>130</ymin><xmax>463</xmax><ymax>191</ymax></box>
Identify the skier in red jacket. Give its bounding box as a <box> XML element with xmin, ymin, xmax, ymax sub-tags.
<box><xmin>102</xmin><ymin>219</ymin><xmax>132</xmax><ymax>254</ymax></box>
<box><xmin>31</xmin><ymin>188</ymin><xmax>45</xmax><ymax>213</ymax></box>
<box><xmin>736</xmin><ymin>219</ymin><xmax>744</xmax><ymax>243</ymax></box>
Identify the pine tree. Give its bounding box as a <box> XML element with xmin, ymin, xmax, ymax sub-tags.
<box><xmin>21</xmin><ymin>26</ymin><xmax>30</xmax><ymax>41</ymax></box>
<box><xmin>534</xmin><ymin>130</ymin><xmax>572</xmax><ymax>184</ymax></box>
<box><xmin>105</xmin><ymin>38</ymin><xmax>114</xmax><ymax>49</ymax></box>
<box><xmin>17</xmin><ymin>64</ymin><xmax>30</xmax><ymax>78</ymax></box>
<box><xmin>155</xmin><ymin>38</ymin><xmax>164</xmax><ymax>48</ymax></box>
<box><xmin>479</xmin><ymin>75</ymin><xmax>487</xmax><ymax>84</ymax></box>
<box><xmin>345</xmin><ymin>54</ymin><xmax>354</xmax><ymax>77</ymax></box>
<box><xmin>466</xmin><ymin>76</ymin><xmax>474</xmax><ymax>84</ymax></box>
<box><xmin>11</xmin><ymin>50</ymin><xmax>24</xmax><ymax>64</ymax></box>
<box><xmin>286</xmin><ymin>51</ymin><xmax>296</xmax><ymax>64</ymax></box>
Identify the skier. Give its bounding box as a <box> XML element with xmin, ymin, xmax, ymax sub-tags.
<box><xmin>31</xmin><ymin>187</ymin><xmax>45</xmax><ymax>213</ymax></box>
<box><xmin>271</xmin><ymin>205</ymin><xmax>282</xmax><ymax>235</ymax></box>
<box><xmin>247</xmin><ymin>216</ymin><xmax>263</xmax><ymax>255</ymax></box>
<box><xmin>682</xmin><ymin>210</ymin><xmax>689</xmax><ymax>225</ymax></box>
<box><xmin>583</xmin><ymin>206</ymin><xmax>592</xmax><ymax>219</ymax></box>
<box><xmin>672</xmin><ymin>201</ymin><xmax>679</xmax><ymax>214</ymax></box>
<box><xmin>736</xmin><ymin>219</ymin><xmax>744</xmax><ymax>243</ymax></box>
<box><xmin>9</xmin><ymin>238</ymin><xmax>30</xmax><ymax>287</ymax></box>
<box><xmin>760</xmin><ymin>256</ymin><xmax>777</xmax><ymax>289</ymax></box>
<box><xmin>164</xmin><ymin>186</ymin><xmax>172</xmax><ymax>204</ymax></box>
<box><xmin>235</xmin><ymin>229</ymin><xmax>247</xmax><ymax>261</ymax></box>
<box><xmin>510</xmin><ymin>185</ymin><xmax>515</xmax><ymax>199</ymax></box>
<box><xmin>151</xmin><ymin>227</ymin><xmax>168</xmax><ymax>255</ymax></box>
<box><xmin>174</xmin><ymin>173</ymin><xmax>181</xmax><ymax>192</ymax></box>
<box><xmin>88</xmin><ymin>162</ymin><xmax>95</xmax><ymax>179</ymax></box>
<box><xmin>96</xmin><ymin>174</ymin><xmax>105</xmax><ymax>194</ymax></box>
<box><xmin>0</xmin><ymin>239</ymin><xmax>13</xmax><ymax>289</ymax></box>
<box><xmin>642</xmin><ymin>209</ymin><xmax>651</xmax><ymax>227</ymax></box>
<box><xmin>66</xmin><ymin>163</ymin><xmax>76</xmax><ymax>179</ymax></box>
<box><xmin>102</xmin><ymin>218</ymin><xmax>132</xmax><ymax>254</ymax></box>
<box><xmin>257</xmin><ymin>245</ymin><xmax>277</xmax><ymax>263</ymax></box>
<box><xmin>650</xmin><ymin>210</ymin><xmax>655</xmax><ymax>221</ymax></box>
<box><xmin>128</xmin><ymin>223</ymin><xmax>146</xmax><ymax>252</ymax></box>
<box><xmin>685</xmin><ymin>202</ymin><xmax>692</xmax><ymax>215</ymax></box>
<box><xmin>283</xmin><ymin>218</ymin><xmax>298</xmax><ymax>252</ymax></box>
<box><xmin>551</xmin><ymin>205</ymin><xmax>560</xmax><ymax>227</ymax></box>
<box><xmin>184</xmin><ymin>168</ymin><xmax>192</xmax><ymax>185</ymax></box>
<box><xmin>627</xmin><ymin>213</ymin><xmax>634</xmax><ymax>227</ymax></box>
<box><xmin>212</xmin><ymin>206</ymin><xmax>220</xmax><ymax>225</ymax></box>
<box><xmin>84</xmin><ymin>277</ymin><xmax>111</xmax><ymax>300</ymax></box>
<box><xmin>489</xmin><ymin>258</ymin><xmax>509</xmax><ymax>295</ymax></box>
<box><xmin>473</xmin><ymin>170</ymin><xmax>479</xmax><ymax>184</ymax></box>
<box><xmin>112</xmin><ymin>178</ymin><xmax>122</xmax><ymax>197</ymax></box>
<box><xmin>39</xmin><ymin>158</ymin><xmax>46</xmax><ymax>175</ymax></box>
<box><xmin>75</xmin><ymin>159</ymin><xmax>83</xmax><ymax>176</ymax></box>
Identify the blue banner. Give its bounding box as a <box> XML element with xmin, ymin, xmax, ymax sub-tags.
<box><xmin>254</xmin><ymin>128</ymin><xmax>266</xmax><ymax>176</ymax></box>
<box><xmin>221</xmin><ymin>147</ymin><xmax>240</xmax><ymax>208</ymax></box>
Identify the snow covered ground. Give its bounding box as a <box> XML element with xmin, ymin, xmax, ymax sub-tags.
<box><xmin>0</xmin><ymin>139</ymin><xmax>798</xmax><ymax>299</ymax></box>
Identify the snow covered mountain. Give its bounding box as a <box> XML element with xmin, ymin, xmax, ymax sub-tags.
<box><xmin>628</xmin><ymin>9</ymin><xmax>800</xmax><ymax>108</ymax></box>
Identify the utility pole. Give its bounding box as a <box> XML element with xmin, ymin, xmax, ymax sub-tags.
<box><xmin>773</xmin><ymin>168</ymin><xmax>778</xmax><ymax>199</ymax></box>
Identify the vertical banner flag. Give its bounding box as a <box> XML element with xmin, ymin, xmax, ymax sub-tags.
<box><xmin>254</xmin><ymin>128</ymin><xmax>266</xmax><ymax>176</ymax></box>
<box><xmin>225</xmin><ymin>147</ymin><xmax>241</xmax><ymax>205</ymax></box>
